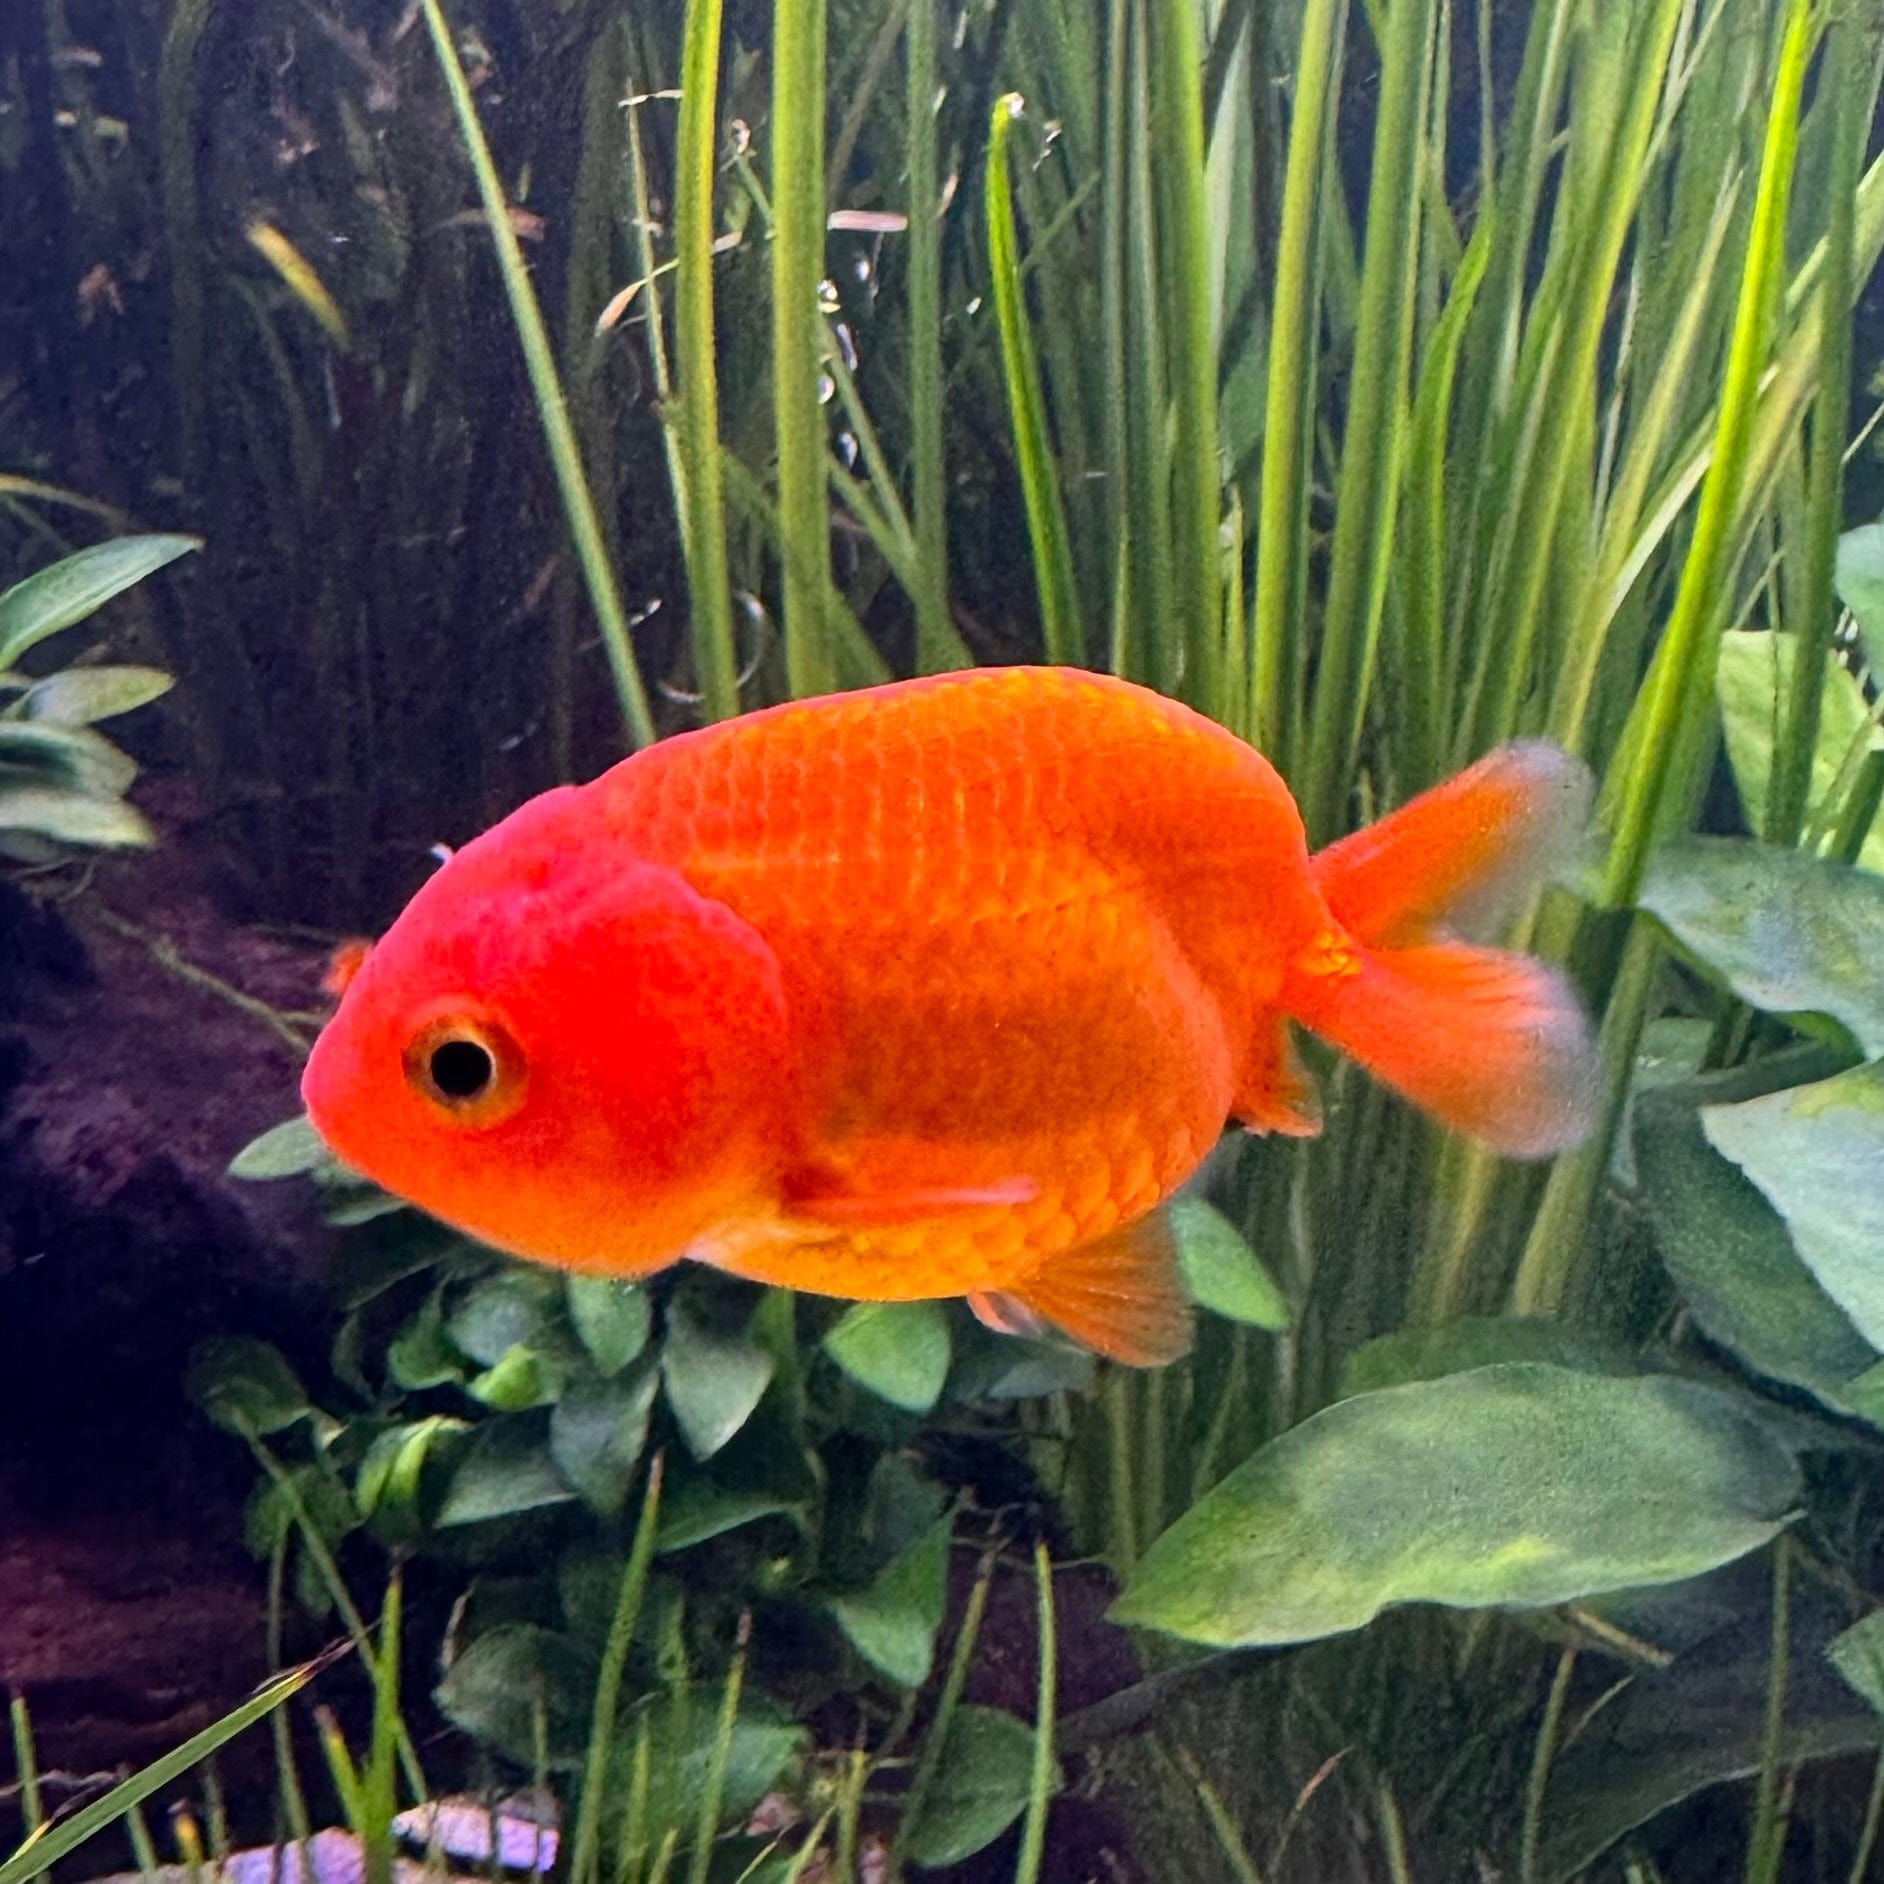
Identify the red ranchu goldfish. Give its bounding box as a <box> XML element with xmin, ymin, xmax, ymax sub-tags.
<box><xmin>302</xmin><ymin>668</ymin><xmax>1597</xmax><ymax>1366</ymax></box>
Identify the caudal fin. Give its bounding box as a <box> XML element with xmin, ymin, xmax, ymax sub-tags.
<box><xmin>1287</xmin><ymin>743</ymin><xmax>1599</xmax><ymax>1160</ymax></box>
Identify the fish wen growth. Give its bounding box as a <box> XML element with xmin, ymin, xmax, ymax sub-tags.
<box><xmin>302</xmin><ymin>668</ymin><xmax>1599</xmax><ymax>1367</ymax></box>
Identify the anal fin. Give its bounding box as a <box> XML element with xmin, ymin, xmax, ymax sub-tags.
<box><xmin>1234</xmin><ymin>1016</ymin><xmax>1323</xmax><ymax>1138</ymax></box>
<box><xmin>1001</xmin><ymin>1212</ymin><xmax>1194</xmax><ymax>1368</ymax></box>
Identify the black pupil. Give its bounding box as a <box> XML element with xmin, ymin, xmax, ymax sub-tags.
<box><xmin>430</xmin><ymin>1038</ymin><xmax>495</xmax><ymax>1101</ymax></box>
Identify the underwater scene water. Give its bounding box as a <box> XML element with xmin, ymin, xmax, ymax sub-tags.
<box><xmin>7</xmin><ymin>1</ymin><xmax>1884</xmax><ymax>1879</ymax></box>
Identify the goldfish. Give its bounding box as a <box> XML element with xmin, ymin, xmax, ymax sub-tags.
<box><xmin>301</xmin><ymin>667</ymin><xmax>1597</xmax><ymax>1367</ymax></box>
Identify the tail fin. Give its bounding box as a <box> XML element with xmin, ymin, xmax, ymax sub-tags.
<box><xmin>1288</xmin><ymin>744</ymin><xmax>1599</xmax><ymax>1160</ymax></box>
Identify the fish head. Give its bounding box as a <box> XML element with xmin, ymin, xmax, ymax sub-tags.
<box><xmin>301</xmin><ymin>785</ymin><xmax>790</xmax><ymax>1272</ymax></box>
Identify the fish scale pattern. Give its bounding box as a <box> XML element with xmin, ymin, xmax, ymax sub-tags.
<box><xmin>585</xmin><ymin>668</ymin><xmax>1319</xmax><ymax>1296</ymax></box>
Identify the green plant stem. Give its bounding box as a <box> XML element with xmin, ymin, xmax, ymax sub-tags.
<box><xmin>1745</xmin><ymin>1537</ymin><xmax>1792</xmax><ymax>1884</ymax></box>
<box><xmin>1602</xmin><ymin>0</ymin><xmax>1812</xmax><ymax>907</ymax></box>
<box><xmin>417</xmin><ymin>0</ymin><xmax>654</xmax><ymax>748</ymax></box>
<box><xmin>571</xmin><ymin>1459</ymin><xmax>666</xmax><ymax>1884</ymax></box>
<box><xmin>905</xmin><ymin>0</ymin><xmax>958</xmax><ymax>673</ymax></box>
<box><xmin>1300</xmin><ymin>0</ymin><xmax>1435</xmax><ymax>841</ymax></box>
<box><xmin>1520</xmin><ymin>1643</ymin><xmax>1577</xmax><ymax>1883</ymax></box>
<box><xmin>1151</xmin><ymin>0</ymin><xmax>1222</xmax><ymax>714</ymax></box>
<box><xmin>987</xmin><ymin>97</ymin><xmax>1082</xmax><ymax>666</ymax></box>
<box><xmin>1770</xmin><ymin>16</ymin><xmax>1862</xmax><ymax>845</ymax></box>
<box><xmin>773</xmin><ymin>0</ymin><xmax>835</xmax><ymax>699</ymax></box>
<box><xmin>685</xmin><ymin>1614</ymin><xmax>749</xmax><ymax>1884</ymax></box>
<box><xmin>1845</xmin><ymin>1745</ymin><xmax>1884</xmax><ymax>1884</ymax></box>
<box><xmin>7</xmin><ymin>1699</ymin><xmax>40</xmax><ymax>1837</ymax></box>
<box><xmin>1250</xmin><ymin>0</ymin><xmax>1344</xmax><ymax>764</ymax></box>
<box><xmin>1012</xmin><ymin>1542</ymin><xmax>1057</xmax><ymax>1884</ymax></box>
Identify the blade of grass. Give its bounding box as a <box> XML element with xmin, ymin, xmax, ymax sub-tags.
<box><xmin>1250</xmin><ymin>0</ymin><xmax>1345</xmax><ymax>766</ymax></box>
<box><xmin>669</xmin><ymin>0</ymin><xmax>742</xmax><ymax>720</ymax></box>
<box><xmin>905</xmin><ymin>0</ymin><xmax>964</xmax><ymax>673</ymax></box>
<box><xmin>570</xmin><ymin>1458</ymin><xmax>665</xmax><ymax>1884</ymax></box>
<box><xmin>987</xmin><ymin>96</ymin><xmax>1082</xmax><ymax>666</ymax></box>
<box><xmin>417</xmin><ymin>0</ymin><xmax>655</xmax><ymax>747</ymax></box>
<box><xmin>685</xmin><ymin>1616</ymin><xmax>751</xmax><ymax>1884</ymax></box>
<box><xmin>773</xmin><ymin>0</ymin><xmax>835</xmax><ymax>698</ymax></box>
<box><xmin>0</xmin><ymin>1665</ymin><xmax>319</xmax><ymax>1884</ymax></box>
<box><xmin>7</xmin><ymin>1700</ymin><xmax>40</xmax><ymax>1839</ymax></box>
<box><xmin>1299</xmin><ymin>0</ymin><xmax>1437</xmax><ymax>841</ymax></box>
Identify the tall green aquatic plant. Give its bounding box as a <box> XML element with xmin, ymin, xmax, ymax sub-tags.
<box><xmin>418</xmin><ymin>0</ymin><xmax>655</xmax><ymax>750</ymax></box>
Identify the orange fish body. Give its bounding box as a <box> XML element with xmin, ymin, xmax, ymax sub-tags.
<box><xmin>302</xmin><ymin>668</ymin><xmax>1597</xmax><ymax>1365</ymax></box>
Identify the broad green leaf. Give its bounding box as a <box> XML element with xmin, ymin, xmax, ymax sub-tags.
<box><xmin>0</xmin><ymin>719</ymin><xmax>137</xmax><ymax>795</ymax></box>
<box><xmin>901</xmin><ymin>1705</ymin><xmax>1041</xmax><ymax>1867</ymax></box>
<box><xmin>612</xmin><ymin>1689</ymin><xmax>806</xmax><ymax>1830</ymax></box>
<box><xmin>565</xmin><ymin>1276</ymin><xmax>650</xmax><ymax>1376</ymax></box>
<box><xmin>1112</xmin><ymin>1364</ymin><xmax>1799</xmax><ymax>1648</ymax></box>
<box><xmin>1637</xmin><ymin>838</ymin><xmax>1884</xmax><ymax>1054</ymax></box>
<box><xmin>466</xmin><ymin>1343</ymin><xmax>569</xmax><ymax>1411</ymax></box>
<box><xmin>1634</xmin><ymin>1067</ymin><xmax>1879</xmax><ymax>1417</ymax></box>
<box><xmin>1540</xmin><ymin>1605</ymin><xmax>1879</xmax><ymax>1882</ymax></box>
<box><xmin>1171</xmin><ymin>1198</ymin><xmax>1289</xmax><ymax>1329</ymax></box>
<box><xmin>1337</xmin><ymin>1317</ymin><xmax>1637</xmax><ymax>1400</ymax></box>
<box><xmin>1702</xmin><ymin>1060</ymin><xmax>1884</xmax><ymax>1351</ymax></box>
<box><xmin>1830</xmin><ymin>1612</ymin><xmax>1884</xmax><ymax>1716</ymax></box>
<box><xmin>828</xmin><ymin>1511</ymin><xmax>952</xmax><ymax>1688</ymax></box>
<box><xmin>824</xmin><ymin>1300</ymin><xmax>951</xmax><ymax>1412</ymax></box>
<box><xmin>654</xmin><ymin>1480</ymin><xmax>807</xmax><ymax>1554</ymax></box>
<box><xmin>1717</xmin><ymin>630</ymin><xmax>1884</xmax><ymax>871</ymax></box>
<box><xmin>549</xmin><ymin>1362</ymin><xmax>659</xmax><ymax>1516</ymax></box>
<box><xmin>435</xmin><ymin>1416</ymin><xmax>577</xmax><ymax>1527</ymax></box>
<box><xmin>186</xmin><ymin>1337</ymin><xmax>310</xmax><ymax>1435</ymax></box>
<box><xmin>18</xmin><ymin>664</ymin><xmax>173</xmax><ymax>725</ymax></box>
<box><xmin>385</xmin><ymin>1289</ymin><xmax>465</xmax><ymax>1391</ymax></box>
<box><xmin>243</xmin><ymin>1458</ymin><xmax>357</xmax><ymax>1559</ymax></box>
<box><xmin>355</xmin><ymin>1416</ymin><xmax>467</xmax><ymax>1538</ymax></box>
<box><xmin>434</xmin><ymin>1624</ymin><xmax>597</xmax><ymax>1767</ymax></box>
<box><xmin>447</xmin><ymin>1270</ymin><xmax>562</xmax><ymax>1367</ymax></box>
<box><xmin>661</xmin><ymin>1292</ymin><xmax>776</xmax><ymax>1460</ymax></box>
<box><xmin>0</xmin><ymin>533</ymin><xmax>199</xmax><ymax>669</ymax></box>
<box><xmin>0</xmin><ymin>784</ymin><xmax>150</xmax><ymax>847</ymax></box>
<box><xmin>228</xmin><ymin>1114</ymin><xmax>330</xmax><ymax>1181</ymax></box>
<box><xmin>1835</xmin><ymin>515</ymin><xmax>1884</xmax><ymax>660</ymax></box>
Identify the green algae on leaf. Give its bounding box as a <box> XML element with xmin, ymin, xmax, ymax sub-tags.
<box><xmin>1112</xmin><ymin>1363</ymin><xmax>1799</xmax><ymax>1648</ymax></box>
<box><xmin>1701</xmin><ymin>1061</ymin><xmax>1884</xmax><ymax>1351</ymax></box>
<box><xmin>1637</xmin><ymin>838</ymin><xmax>1884</xmax><ymax>1053</ymax></box>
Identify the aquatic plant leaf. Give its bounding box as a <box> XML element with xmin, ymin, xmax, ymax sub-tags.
<box><xmin>1717</xmin><ymin>630</ymin><xmax>1884</xmax><ymax>871</ymax></box>
<box><xmin>466</xmin><ymin>1343</ymin><xmax>570</xmax><ymax>1411</ymax></box>
<box><xmin>16</xmin><ymin>664</ymin><xmax>173</xmax><ymax>726</ymax></box>
<box><xmin>1539</xmin><ymin>1601</ymin><xmax>1878</xmax><ymax>1881</ymax></box>
<box><xmin>386</xmin><ymin>1288</ymin><xmax>465</xmax><ymax>1391</ymax></box>
<box><xmin>1633</xmin><ymin>1064</ymin><xmax>1881</xmax><ymax>1417</ymax></box>
<box><xmin>0</xmin><ymin>720</ymin><xmax>137</xmax><ymax>796</ymax></box>
<box><xmin>435</xmin><ymin>1416</ymin><xmax>577</xmax><ymax>1527</ymax></box>
<box><xmin>653</xmin><ymin>1479</ymin><xmax>808</xmax><ymax>1555</ymax></box>
<box><xmin>1702</xmin><ymin>1060</ymin><xmax>1884</xmax><ymax>1351</ymax></box>
<box><xmin>434</xmin><ymin>1624</ymin><xmax>597</xmax><ymax>1768</ymax></box>
<box><xmin>660</xmin><ymin>1292</ymin><xmax>777</xmax><ymax>1461</ymax></box>
<box><xmin>1836</xmin><ymin>516</ymin><xmax>1884</xmax><ymax>662</ymax></box>
<box><xmin>0</xmin><ymin>783</ymin><xmax>150</xmax><ymax>848</ymax></box>
<box><xmin>1337</xmin><ymin>1317</ymin><xmax>1638</xmax><ymax>1399</ymax></box>
<box><xmin>1112</xmin><ymin>1364</ymin><xmax>1799</xmax><ymax>1648</ymax></box>
<box><xmin>0</xmin><ymin>534</ymin><xmax>199</xmax><ymax>670</ymax></box>
<box><xmin>1636</xmin><ymin>838</ymin><xmax>1884</xmax><ymax>1054</ymax></box>
<box><xmin>447</xmin><ymin>1270</ymin><xmax>564</xmax><ymax>1367</ymax></box>
<box><xmin>228</xmin><ymin>1114</ymin><xmax>331</xmax><ymax>1181</ymax></box>
<box><xmin>549</xmin><ymin>1361</ymin><xmax>659</xmax><ymax>1517</ymax></box>
<box><xmin>610</xmin><ymin>1689</ymin><xmax>806</xmax><ymax>1831</ymax></box>
<box><xmin>565</xmin><ymin>1276</ymin><xmax>650</xmax><ymax>1377</ymax></box>
<box><xmin>901</xmin><ymin>1705</ymin><xmax>1041</xmax><ymax>1868</ymax></box>
<box><xmin>824</xmin><ymin>1300</ymin><xmax>951</xmax><ymax>1412</ymax></box>
<box><xmin>828</xmin><ymin>1511</ymin><xmax>953</xmax><ymax>1688</ymax></box>
<box><xmin>1830</xmin><ymin>1612</ymin><xmax>1884</xmax><ymax>1716</ymax></box>
<box><xmin>186</xmin><ymin>1337</ymin><xmax>310</xmax><ymax>1435</ymax></box>
<box><xmin>1171</xmin><ymin>1199</ymin><xmax>1289</xmax><ymax>1329</ymax></box>
<box><xmin>355</xmin><ymin>1416</ymin><xmax>467</xmax><ymax>1541</ymax></box>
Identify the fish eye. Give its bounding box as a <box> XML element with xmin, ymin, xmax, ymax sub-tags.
<box><xmin>404</xmin><ymin>1014</ymin><xmax>525</xmax><ymax>1124</ymax></box>
<box><xmin>429</xmin><ymin>1037</ymin><xmax>494</xmax><ymax>1100</ymax></box>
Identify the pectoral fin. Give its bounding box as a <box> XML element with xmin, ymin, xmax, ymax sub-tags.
<box><xmin>990</xmin><ymin>1211</ymin><xmax>1193</xmax><ymax>1368</ymax></box>
<box><xmin>782</xmin><ymin>1173</ymin><xmax>1039</xmax><ymax>1228</ymax></box>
